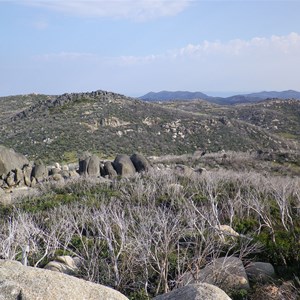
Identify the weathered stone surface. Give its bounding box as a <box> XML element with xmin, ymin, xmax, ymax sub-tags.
<box><xmin>54</xmin><ymin>162</ymin><xmax>61</xmax><ymax>169</ymax></box>
<box><xmin>130</xmin><ymin>153</ymin><xmax>150</xmax><ymax>172</ymax></box>
<box><xmin>69</xmin><ymin>170</ymin><xmax>80</xmax><ymax>178</ymax></box>
<box><xmin>14</xmin><ymin>168</ymin><xmax>24</xmax><ymax>185</ymax></box>
<box><xmin>32</xmin><ymin>159</ymin><xmax>48</xmax><ymax>182</ymax></box>
<box><xmin>79</xmin><ymin>152</ymin><xmax>91</xmax><ymax>176</ymax></box>
<box><xmin>44</xmin><ymin>255</ymin><xmax>78</xmax><ymax>276</ymax></box>
<box><xmin>174</xmin><ymin>164</ymin><xmax>195</xmax><ymax>176</ymax></box>
<box><xmin>5</xmin><ymin>171</ymin><xmax>16</xmax><ymax>187</ymax></box>
<box><xmin>49</xmin><ymin>167</ymin><xmax>61</xmax><ymax>175</ymax></box>
<box><xmin>0</xmin><ymin>259</ymin><xmax>129</xmax><ymax>300</ymax></box>
<box><xmin>52</xmin><ymin>173</ymin><xmax>64</xmax><ymax>182</ymax></box>
<box><xmin>154</xmin><ymin>283</ymin><xmax>232</xmax><ymax>300</ymax></box>
<box><xmin>0</xmin><ymin>188</ymin><xmax>12</xmax><ymax>205</ymax></box>
<box><xmin>245</xmin><ymin>262</ymin><xmax>276</xmax><ymax>283</ymax></box>
<box><xmin>0</xmin><ymin>280</ymin><xmax>23</xmax><ymax>300</ymax></box>
<box><xmin>87</xmin><ymin>155</ymin><xmax>100</xmax><ymax>176</ymax></box>
<box><xmin>62</xmin><ymin>165</ymin><xmax>69</xmax><ymax>171</ymax></box>
<box><xmin>30</xmin><ymin>177</ymin><xmax>37</xmax><ymax>187</ymax></box>
<box><xmin>198</xmin><ymin>257</ymin><xmax>250</xmax><ymax>291</ymax></box>
<box><xmin>103</xmin><ymin>161</ymin><xmax>117</xmax><ymax>177</ymax></box>
<box><xmin>23</xmin><ymin>165</ymin><xmax>32</xmax><ymax>187</ymax></box>
<box><xmin>113</xmin><ymin>154</ymin><xmax>136</xmax><ymax>176</ymax></box>
<box><xmin>0</xmin><ymin>146</ymin><xmax>29</xmax><ymax>177</ymax></box>
<box><xmin>61</xmin><ymin>170</ymin><xmax>71</xmax><ymax>179</ymax></box>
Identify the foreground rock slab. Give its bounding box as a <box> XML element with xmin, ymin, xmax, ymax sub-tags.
<box><xmin>153</xmin><ymin>283</ymin><xmax>232</xmax><ymax>300</ymax></box>
<box><xmin>0</xmin><ymin>260</ymin><xmax>128</xmax><ymax>300</ymax></box>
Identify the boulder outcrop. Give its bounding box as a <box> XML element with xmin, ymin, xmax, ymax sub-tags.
<box><xmin>0</xmin><ymin>148</ymin><xmax>151</xmax><ymax>195</ymax></box>
<box><xmin>0</xmin><ymin>259</ymin><xmax>128</xmax><ymax>300</ymax></box>
<box><xmin>0</xmin><ymin>145</ymin><xmax>29</xmax><ymax>177</ymax></box>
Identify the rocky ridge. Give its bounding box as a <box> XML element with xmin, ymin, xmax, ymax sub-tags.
<box><xmin>1</xmin><ymin>90</ymin><xmax>298</xmax><ymax>164</ymax></box>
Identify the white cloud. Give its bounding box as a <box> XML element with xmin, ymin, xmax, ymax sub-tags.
<box><xmin>174</xmin><ymin>32</ymin><xmax>300</xmax><ymax>58</ymax></box>
<box><xmin>34</xmin><ymin>51</ymin><xmax>96</xmax><ymax>61</ymax></box>
<box><xmin>32</xmin><ymin>20</ymin><xmax>49</xmax><ymax>30</ymax></box>
<box><xmin>111</xmin><ymin>32</ymin><xmax>300</xmax><ymax>92</ymax></box>
<box><xmin>36</xmin><ymin>32</ymin><xmax>300</xmax><ymax>66</ymax></box>
<box><xmin>21</xmin><ymin>0</ymin><xmax>189</xmax><ymax>21</ymax></box>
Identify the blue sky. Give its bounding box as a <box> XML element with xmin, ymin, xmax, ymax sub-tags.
<box><xmin>1</xmin><ymin>0</ymin><xmax>300</xmax><ymax>97</ymax></box>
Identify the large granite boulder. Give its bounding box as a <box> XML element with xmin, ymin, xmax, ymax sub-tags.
<box><xmin>113</xmin><ymin>154</ymin><xmax>136</xmax><ymax>176</ymax></box>
<box><xmin>0</xmin><ymin>259</ymin><xmax>128</xmax><ymax>300</ymax></box>
<box><xmin>130</xmin><ymin>153</ymin><xmax>150</xmax><ymax>172</ymax></box>
<box><xmin>0</xmin><ymin>146</ymin><xmax>29</xmax><ymax>177</ymax></box>
<box><xmin>78</xmin><ymin>152</ymin><xmax>91</xmax><ymax>176</ymax></box>
<box><xmin>23</xmin><ymin>165</ymin><xmax>33</xmax><ymax>187</ymax></box>
<box><xmin>154</xmin><ymin>283</ymin><xmax>232</xmax><ymax>300</ymax></box>
<box><xmin>87</xmin><ymin>155</ymin><xmax>101</xmax><ymax>176</ymax></box>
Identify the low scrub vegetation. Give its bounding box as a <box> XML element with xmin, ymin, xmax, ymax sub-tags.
<box><xmin>1</xmin><ymin>156</ymin><xmax>299</xmax><ymax>299</ymax></box>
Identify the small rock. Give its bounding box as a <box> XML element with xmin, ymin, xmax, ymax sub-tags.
<box><xmin>44</xmin><ymin>255</ymin><xmax>78</xmax><ymax>276</ymax></box>
<box><xmin>245</xmin><ymin>262</ymin><xmax>276</xmax><ymax>283</ymax></box>
<box><xmin>153</xmin><ymin>283</ymin><xmax>232</xmax><ymax>300</ymax></box>
<box><xmin>52</xmin><ymin>173</ymin><xmax>64</xmax><ymax>182</ymax></box>
<box><xmin>198</xmin><ymin>257</ymin><xmax>250</xmax><ymax>291</ymax></box>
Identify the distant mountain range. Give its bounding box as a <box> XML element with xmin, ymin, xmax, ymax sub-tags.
<box><xmin>139</xmin><ymin>90</ymin><xmax>300</xmax><ymax>104</ymax></box>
